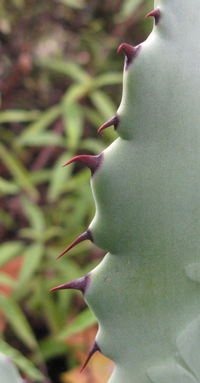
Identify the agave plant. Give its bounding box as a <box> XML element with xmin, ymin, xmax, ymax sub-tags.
<box><xmin>51</xmin><ymin>0</ymin><xmax>200</xmax><ymax>382</ymax></box>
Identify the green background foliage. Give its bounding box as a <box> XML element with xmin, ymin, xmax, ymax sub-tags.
<box><xmin>0</xmin><ymin>0</ymin><xmax>152</xmax><ymax>381</ymax></box>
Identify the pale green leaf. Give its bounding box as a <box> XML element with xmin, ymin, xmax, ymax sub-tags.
<box><xmin>0</xmin><ymin>339</ymin><xmax>45</xmax><ymax>381</ymax></box>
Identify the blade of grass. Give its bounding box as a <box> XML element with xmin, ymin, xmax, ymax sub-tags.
<box><xmin>21</xmin><ymin>197</ymin><xmax>46</xmax><ymax>233</ymax></box>
<box><xmin>56</xmin><ymin>309</ymin><xmax>97</xmax><ymax>341</ymax></box>
<box><xmin>0</xmin><ymin>293</ymin><xmax>39</xmax><ymax>350</ymax></box>
<box><xmin>0</xmin><ymin>241</ymin><xmax>24</xmax><ymax>268</ymax></box>
<box><xmin>0</xmin><ymin>143</ymin><xmax>38</xmax><ymax>200</ymax></box>
<box><xmin>16</xmin><ymin>242</ymin><xmax>44</xmax><ymax>288</ymax></box>
<box><xmin>37</xmin><ymin>58</ymin><xmax>91</xmax><ymax>84</ymax></box>
<box><xmin>90</xmin><ymin>90</ymin><xmax>117</xmax><ymax>120</ymax></box>
<box><xmin>15</xmin><ymin>105</ymin><xmax>61</xmax><ymax>147</ymax></box>
<box><xmin>0</xmin><ymin>110</ymin><xmax>40</xmax><ymax>123</ymax></box>
<box><xmin>62</xmin><ymin>100</ymin><xmax>83</xmax><ymax>150</ymax></box>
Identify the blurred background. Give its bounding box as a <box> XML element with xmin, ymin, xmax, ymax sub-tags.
<box><xmin>0</xmin><ymin>0</ymin><xmax>153</xmax><ymax>382</ymax></box>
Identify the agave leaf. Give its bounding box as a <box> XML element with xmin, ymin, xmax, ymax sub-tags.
<box><xmin>147</xmin><ymin>359</ymin><xmax>196</xmax><ymax>383</ymax></box>
<box><xmin>0</xmin><ymin>339</ymin><xmax>45</xmax><ymax>382</ymax></box>
<box><xmin>176</xmin><ymin>316</ymin><xmax>200</xmax><ymax>381</ymax></box>
<box><xmin>185</xmin><ymin>263</ymin><xmax>200</xmax><ymax>284</ymax></box>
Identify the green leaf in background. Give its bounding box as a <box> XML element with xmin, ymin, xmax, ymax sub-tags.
<box><xmin>0</xmin><ymin>110</ymin><xmax>40</xmax><ymax>123</ymax></box>
<box><xmin>80</xmin><ymin>138</ymin><xmax>107</xmax><ymax>154</ymax></box>
<box><xmin>36</xmin><ymin>337</ymin><xmax>69</xmax><ymax>362</ymax></box>
<box><xmin>62</xmin><ymin>99</ymin><xmax>83</xmax><ymax>150</ymax></box>
<box><xmin>56</xmin><ymin>308</ymin><xmax>97</xmax><ymax>341</ymax></box>
<box><xmin>0</xmin><ymin>273</ymin><xmax>15</xmax><ymax>289</ymax></box>
<box><xmin>93</xmin><ymin>72</ymin><xmax>122</xmax><ymax>88</ymax></box>
<box><xmin>17</xmin><ymin>242</ymin><xmax>44</xmax><ymax>288</ymax></box>
<box><xmin>116</xmin><ymin>0</ymin><xmax>144</xmax><ymax>22</ymax></box>
<box><xmin>0</xmin><ymin>339</ymin><xmax>45</xmax><ymax>382</ymax></box>
<box><xmin>47</xmin><ymin>152</ymin><xmax>73</xmax><ymax>202</ymax></box>
<box><xmin>0</xmin><ymin>177</ymin><xmax>20</xmax><ymax>196</ymax></box>
<box><xmin>15</xmin><ymin>105</ymin><xmax>61</xmax><ymax>147</ymax></box>
<box><xmin>21</xmin><ymin>197</ymin><xmax>46</xmax><ymax>234</ymax></box>
<box><xmin>15</xmin><ymin>132</ymin><xmax>64</xmax><ymax>147</ymax></box>
<box><xmin>0</xmin><ymin>143</ymin><xmax>38</xmax><ymax>200</ymax></box>
<box><xmin>37</xmin><ymin>58</ymin><xmax>91</xmax><ymax>84</ymax></box>
<box><xmin>90</xmin><ymin>90</ymin><xmax>117</xmax><ymax>120</ymax></box>
<box><xmin>0</xmin><ymin>241</ymin><xmax>24</xmax><ymax>268</ymax></box>
<box><xmin>0</xmin><ymin>294</ymin><xmax>38</xmax><ymax>350</ymax></box>
<box><xmin>59</xmin><ymin>0</ymin><xmax>85</xmax><ymax>9</ymax></box>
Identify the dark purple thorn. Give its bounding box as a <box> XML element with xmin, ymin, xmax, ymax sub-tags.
<box><xmin>80</xmin><ymin>341</ymin><xmax>101</xmax><ymax>373</ymax></box>
<box><xmin>62</xmin><ymin>153</ymin><xmax>103</xmax><ymax>177</ymax></box>
<box><xmin>57</xmin><ymin>229</ymin><xmax>93</xmax><ymax>260</ymax></box>
<box><xmin>98</xmin><ymin>114</ymin><xmax>119</xmax><ymax>137</ymax></box>
<box><xmin>49</xmin><ymin>273</ymin><xmax>90</xmax><ymax>296</ymax></box>
<box><xmin>145</xmin><ymin>8</ymin><xmax>161</xmax><ymax>25</ymax></box>
<box><xmin>117</xmin><ymin>43</ymin><xmax>141</xmax><ymax>69</ymax></box>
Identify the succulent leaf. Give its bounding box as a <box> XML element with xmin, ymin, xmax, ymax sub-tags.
<box><xmin>52</xmin><ymin>1</ymin><xmax>200</xmax><ymax>381</ymax></box>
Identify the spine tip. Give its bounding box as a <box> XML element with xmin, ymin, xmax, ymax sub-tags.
<box><xmin>117</xmin><ymin>43</ymin><xmax>141</xmax><ymax>69</ymax></box>
<box><xmin>49</xmin><ymin>273</ymin><xmax>90</xmax><ymax>296</ymax></box>
<box><xmin>57</xmin><ymin>229</ymin><xmax>93</xmax><ymax>259</ymax></box>
<box><xmin>63</xmin><ymin>153</ymin><xmax>103</xmax><ymax>177</ymax></box>
<box><xmin>145</xmin><ymin>8</ymin><xmax>161</xmax><ymax>25</ymax></box>
<box><xmin>80</xmin><ymin>341</ymin><xmax>101</xmax><ymax>373</ymax></box>
<box><xmin>98</xmin><ymin>114</ymin><xmax>119</xmax><ymax>136</ymax></box>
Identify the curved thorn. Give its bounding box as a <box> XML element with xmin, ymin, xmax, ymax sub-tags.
<box><xmin>62</xmin><ymin>153</ymin><xmax>103</xmax><ymax>177</ymax></box>
<box><xmin>50</xmin><ymin>273</ymin><xmax>90</xmax><ymax>296</ymax></box>
<box><xmin>80</xmin><ymin>341</ymin><xmax>101</xmax><ymax>373</ymax></box>
<box><xmin>98</xmin><ymin>114</ymin><xmax>119</xmax><ymax>137</ymax></box>
<box><xmin>117</xmin><ymin>43</ymin><xmax>141</xmax><ymax>69</ymax></box>
<box><xmin>57</xmin><ymin>229</ymin><xmax>93</xmax><ymax>260</ymax></box>
<box><xmin>145</xmin><ymin>8</ymin><xmax>161</xmax><ymax>25</ymax></box>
